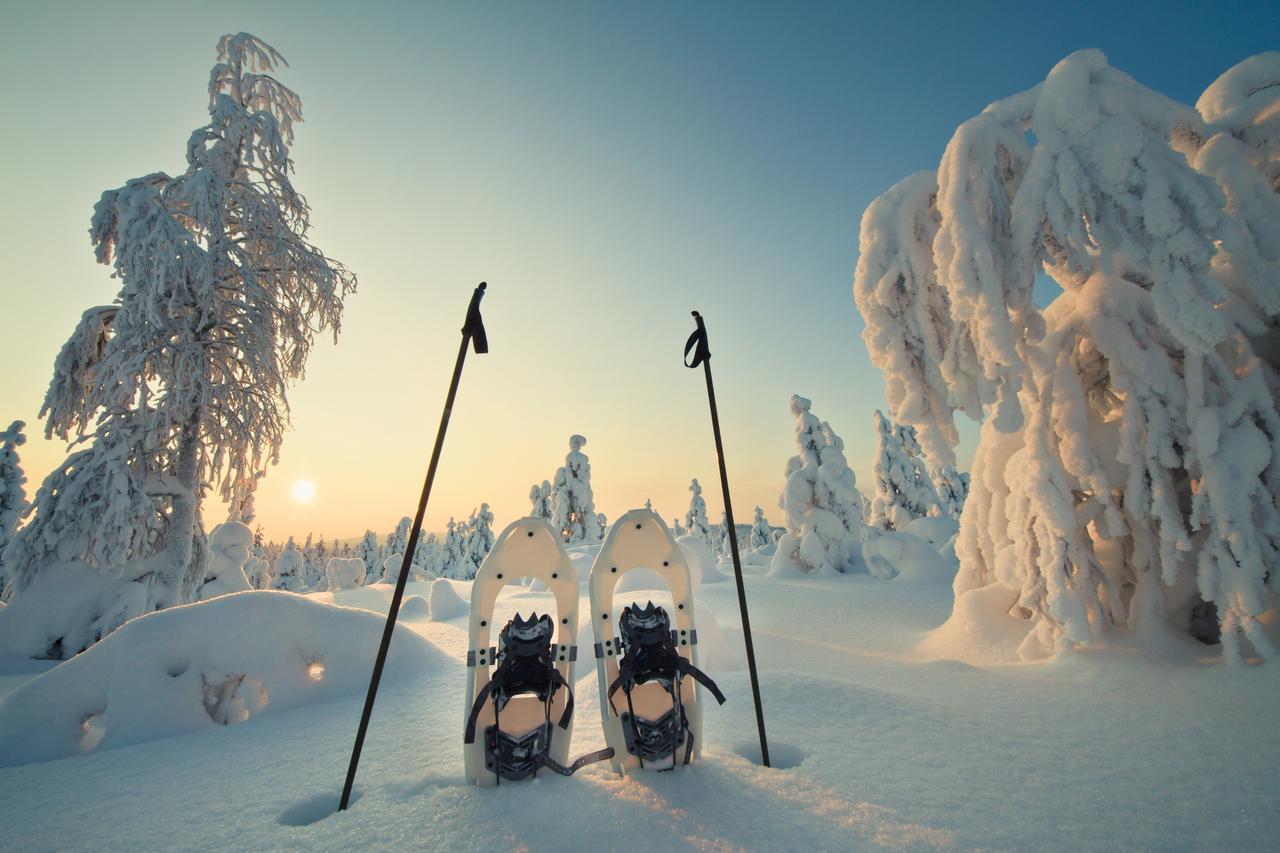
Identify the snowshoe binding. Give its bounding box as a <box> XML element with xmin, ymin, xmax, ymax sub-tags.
<box><xmin>464</xmin><ymin>517</ymin><xmax>612</xmax><ymax>785</ymax></box>
<box><xmin>589</xmin><ymin>508</ymin><xmax>725</xmax><ymax>773</ymax></box>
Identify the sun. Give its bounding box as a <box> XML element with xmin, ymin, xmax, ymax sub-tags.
<box><xmin>291</xmin><ymin>479</ymin><xmax>317</xmax><ymax>504</ymax></box>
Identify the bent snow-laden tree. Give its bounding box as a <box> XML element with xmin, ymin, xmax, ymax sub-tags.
<box><xmin>1</xmin><ymin>34</ymin><xmax>354</xmax><ymax>658</ymax></box>
<box><xmin>854</xmin><ymin>50</ymin><xmax>1280</xmax><ymax>663</ymax></box>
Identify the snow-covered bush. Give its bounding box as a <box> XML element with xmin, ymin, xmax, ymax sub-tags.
<box><xmin>854</xmin><ymin>49</ymin><xmax>1280</xmax><ymax>662</ymax></box>
<box><xmin>324</xmin><ymin>557</ymin><xmax>366</xmax><ymax>591</ymax></box>
<box><xmin>197</xmin><ymin>522</ymin><xmax>254</xmax><ymax>600</ymax></box>
<box><xmin>0</xmin><ymin>34</ymin><xmax>353</xmax><ymax>657</ymax></box>
<box><xmin>0</xmin><ymin>592</ymin><xmax>435</xmax><ymax>766</ymax></box>
<box><xmin>771</xmin><ymin>396</ymin><xmax>866</xmax><ymax>576</ymax></box>
<box><xmin>550</xmin><ymin>435</ymin><xmax>602</xmax><ymax>544</ymax></box>
<box><xmin>683</xmin><ymin>479</ymin><xmax>711</xmax><ymax>546</ymax></box>
<box><xmin>869</xmin><ymin>412</ymin><xmax>941</xmax><ymax>530</ymax></box>
<box><xmin>0</xmin><ymin>421</ymin><xmax>28</xmax><ymax>599</ymax></box>
<box><xmin>271</xmin><ymin>539</ymin><xmax>306</xmax><ymax>592</ymax></box>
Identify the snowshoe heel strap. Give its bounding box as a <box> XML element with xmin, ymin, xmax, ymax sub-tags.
<box><xmin>538</xmin><ymin>746</ymin><xmax>616</xmax><ymax>777</ymax></box>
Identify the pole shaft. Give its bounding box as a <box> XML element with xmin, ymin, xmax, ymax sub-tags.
<box><xmin>339</xmin><ymin>331</ymin><xmax>472</xmax><ymax>810</ymax></box>
<box><xmin>701</xmin><ymin>358</ymin><xmax>770</xmax><ymax>768</ymax></box>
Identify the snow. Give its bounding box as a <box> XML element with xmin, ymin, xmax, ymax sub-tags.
<box><xmin>325</xmin><ymin>558</ymin><xmax>367</xmax><ymax>592</ymax></box>
<box><xmin>426</xmin><ymin>579</ymin><xmax>468</xmax><ymax>621</ymax></box>
<box><xmin>197</xmin><ymin>522</ymin><xmax>254</xmax><ymax>600</ymax></box>
<box><xmin>0</xmin><ymin>591</ymin><xmax>438</xmax><ymax>766</ymax></box>
<box><xmin>862</xmin><ymin>530</ymin><xmax>958</xmax><ymax>584</ymax></box>
<box><xmin>0</xmin><ymin>571</ymin><xmax>1275</xmax><ymax>850</ymax></box>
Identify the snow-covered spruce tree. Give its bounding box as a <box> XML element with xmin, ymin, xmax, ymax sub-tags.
<box><xmin>355</xmin><ymin>529</ymin><xmax>381</xmax><ymax>581</ymax></box>
<box><xmin>683</xmin><ymin>479</ymin><xmax>711</xmax><ymax>546</ymax></box>
<box><xmin>413</xmin><ymin>531</ymin><xmax>438</xmax><ymax>575</ymax></box>
<box><xmin>931</xmin><ymin>463</ymin><xmax>970</xmax><ymax>517</ymax></box>
<box><xmin>529</xmin><ymin>480</ymin><xmax>552</xmax><ymax>521</ymax></box>
<box><xmin>437</xmin><ymin>517</ymin><xmax>469</xmax><ymax>579</ymax></box>
<box><xmin>461</xmin><ymin>503</ymin><xmax>495</xmax><ymax>578</ymax></box>
<box><xmin>853</xmin><ymin>50</ymin><xmax>1280</xmax><ymax>662</ymax></box>
<box><xmin>671</xmin><ymin>517</ymin><xmax>686</xmax><ymax>538</ymax></box>
<box><xmin>550</xmin><ymin>435</ymin><xmax>602</xmax><ymax>544</ymax></box>
<box><xmin>749</xmin><ymin>506</ymin><xmax>773</xmax><ymax>552</ymax></box>
<box><xmin>771</xmin><ymin>395</ymin><xmax>866</xmax><ymax>576</ymax></box>
<box><xmin>382</xmin><ymin>516</ymin><xmax>411</xmax><ymax>566</ymax></box>
<box><xmin>869</xmin><ymin>411</ymin><xmax>941</xmax><ymax>530</ymax></box>
<box><xmin>0</xmin><ymin>421</ymin><xmax>29</xmax><ymax>599</ymax></box>
<box><xmin>0</xmin><ymin>34</ymin><xmax>353</xmax><ymax>656</ymax></box>
<box><xmin>271</xmin><ymin>537</ymin><xmax>306</xmax><ymax>592</ymax></box>
<box><xmin>714</xmin><ymin>511</ymin><xmax>731</xmax><ymax>559</ymax></box>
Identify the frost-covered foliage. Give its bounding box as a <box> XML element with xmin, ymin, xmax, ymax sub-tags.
<box><xmin>749</xmin><ymin>506</ymin><xmax>774</xmax><ymax>552</ymax></box>
<box><xmin>529</xmin><ymin>480</ymin><xmax>552</xmax><ymax>521</ymax></box>
<box><xmin>869</xmin><ymin>412</ymin><xmax>940</xmax><ymax>530</ymax></box>
<box><xmin>684</xmin><ymin>479</ymin><xmax>711</xmax><ymax>546</ymax></box>
<box><xmin>436</xmin><ymin>518</ymin><xmax>468</xmax><ymax>579</ymax></box>
<box><xmin>550</xmin><ymin>435</ymin><xmax>602</xmax><ymax>544</ymax></box>
<box><xmin>271</xmin><ymin>538</ymin><xmax>306</xmax><ymax>592</ymax></box>
<box><xmin>1</xmin><ymin>34</ymin><xmax>353</xmax><ymax>656</ymax></box>
<box><xmin>853</xmin><ymin>49</ymin><xmax>1280</xmax><ymax>662</ymax></box>
<box><xmin>355</xmin><ymin>530</ymin><xmax>380</xmax><ymax>582</ymax></box>
<box><xmin>461</xmin><ymin>503</ymin><xmax>495</xmax><ymax>579</ymax></box>
<box><xmin>0</xmin><ymin>421</ymin><xmax>29</xmax><ymax>598</ymax></box>
<box><xmin>197</xmin><ymin>522</ymin><xmax>253</xmax><ymax>600</ymax></box>
<box><xmin>932</xmin><ymin>463</ymin><xmax>970</xmax><ymax>517</ymax></box>
<box><xmin>771</xmin><ymin>396</ymin><xmax>866</xmax><ymax>576</ymax></box>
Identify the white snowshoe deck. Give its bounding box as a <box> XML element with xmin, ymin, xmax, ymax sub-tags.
<box><xmin>464</xmin><ymin>518</ymin><xmax>579</xmax><ymax>786</ymax></box>
<box><xmin>589</xmin><ymin>508</ymin><xmax>705</xmax><ymax>774</ymax></box>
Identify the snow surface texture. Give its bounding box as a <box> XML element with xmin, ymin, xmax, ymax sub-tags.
<box><xmin>771</xmin><ymin>395</ymin><xmax>865</xmax><ymax>576</ymax></box>
<box><xmin>0</xmin><ymin>591</ymin><xmax>438</xmax><ymax>766</ymax></box>
<box><xmin>853</xmin><ymin>49</ymin><xmax>1280</xmax><ymax>662</ymax></box>
<box><xmin>0</xmin><ymin>573</ymin><xmax>1275</xmax><ymax>849</ymax></box>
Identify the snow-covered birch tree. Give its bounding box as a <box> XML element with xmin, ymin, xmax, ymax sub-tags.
<box><xmin>854</xmin><ymin>49</ymin><xmax>1280</xmax><ymax>663</ymax></box>
<box><xmin>0</xmin><ymin>34</ymin><xmax>354</xmax><ymax>657</ymax></box>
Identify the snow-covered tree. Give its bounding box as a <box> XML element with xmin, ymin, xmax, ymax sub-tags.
<box><xmin>413</xmin><ymin>531</ymin><xmax>438</xmax><ymax>575</ymax></box>
<box><xmin>683</xmin><ymin>479</ymin><xmax>711</xmax><ymax>546</ymax></box>
<box><xmin>460</xmin><ymin>503</ymin><xmax>495</xmax><ymax>579</ymax></box>
<box><xmin>355</xmin><ymin>530</ymin><xmax>381</xmax><ymax>582</ymax></box>
<box><xmin>714</xmin><ymin>511</ymin><xmax>731</xmax><ymax>559</ymax></box>
<box><xmin>671</xmin><ymin>517</ymin><xmax>686</xmax><ymax>538</ymax></box>
<box><xmin>382</xmin><ymin>516</ymin><xmax>411</xmax><ymax>565</ymax></box>
<box><xmin>854</xmin><ymin>50</ymin><xmax>1280</xmax><ymax>662</ymax></box>
<box><xmin>437</xmin><ymin>518</ymin><xmax>469</xmax><ymax>579</ymax></box>
<box><xmin>0</xmin><ymin>34</ymin><xmax>354</xmax><ymax>655</ymax></box>
<box><xmin>869</xmin><ymin>411</ymin><xmax>940</xmax><ymax>530</ymax></box>
<box><xmin>749</xmin><ymin>506</ymin><xmax>773</xmax><ymax>552</ymax></box>
<box><xmin>198</xmin><ymin>522</ymin><xmax>253</xmax><ymax>600</ymax></box>
<box><xmin>771</xmin><ymin>395</ymin><xmax>865</xmax><ymax>575</ymax></box>
<box><xmin>529</xmin><ymin>480</ymin><xmax>552</xmax><ymax>521</ymax></box>
<box><xmin>596</xmin><ymin>512</ymin><xmax>608</xmax><ymax>537</ymax></box>
<box><xmin>0</xmin><ymin>421</ymin><xmax>28</xmax><ymax>598</ymax></box>
<box><xmin>271</xmin><ymin>537</ymin><xmax>306</xmax><ymax>592</ymax></box>
<box><xmin>931</xmin><ymin>463</ymin><xmax>970</xmax><ymax>517</ymax></box>
<box><xmin>550</xmin><ymin>435</ymin><xmax>602</xmax><ymax>544</ymax></box>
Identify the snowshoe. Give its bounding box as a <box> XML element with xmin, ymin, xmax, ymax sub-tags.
<box><xmin>464</xmin><ymin>518</ymin><xmax>613</xmax><ymax>785</ymax></box>
<box><xmin>588</xmin><ymin>509</ymin><xmax>725</xmax><ymax>773</ymax></box>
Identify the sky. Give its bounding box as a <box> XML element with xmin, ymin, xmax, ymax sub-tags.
<box><xmin>1</xmin><ymin>1</ymin><xmax>1277</xmax><ymax>543</ymax></box>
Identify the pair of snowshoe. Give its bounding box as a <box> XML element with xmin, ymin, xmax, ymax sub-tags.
<box><xmin>463</xmin><ymin>509</ymin><xmax>725</xmax><ymax>785</ymax></box>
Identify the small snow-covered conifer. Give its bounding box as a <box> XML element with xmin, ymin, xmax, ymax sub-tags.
<box><xmin>0</xmin><ymin>421</ymin><xmax>29</xmax><ymax>598</ymax></box>
<box><xmin>550</xmin><ymin>435</ymin><xmax>602</xmax><ymax>544</ymax></box>
<box><xmin>272</xmin><ymin>537</ymin><xmax>306</xmax><ymax>592</ymax></box>
<box><xmin>869</xmin><ymin>412</ymin><xmax>940</xmax><ymax>530</ymax></box>
<box><xmin>684</xmin><ymin>479</ymin><xmax>711</xmax><ymax>546</ymax></box>
<box><xmin>356</xmin><ymin>530</ymin><xmax>380</xmax><ymax>582</ymax></box>
<box><xmin>749</xmin><ymin>506</ymin><xmax>773</xmax><ymax>552</ymax></box>
<box><xmin>771</xmin><ymin>396</ymin><xmax>865</xmax><ymax>575</ymax></box>
<box><xmin>529</xmin><ymin>481</ymin><xmax>552</xmax><ymax>521</ymax></box>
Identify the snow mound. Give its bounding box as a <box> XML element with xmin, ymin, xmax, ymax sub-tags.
<box><xmin>0</xmin><ymin>562</ymin><xmax>147</xmax><ymax>659</ymax></box>
<box><xmin>918</xmin><ymin>582</ymin><xmax>1033</xmax><ymax>665</ymax></box>
<box><xmin>692</xmin><ymin>603</ymin><xmax>744</xmax><ymax>674</ymax></box>
<box><xmin>863</xmin><ymin>531</ymin><xmax>958</xmax><ymax>584</ymax></box>
<box><xmin>324</xmin><ymin>557</ymin><xmax>366</xmax><ymax>591</ymax></box>
<box><xmin>198</xmin><ymin>522</ymin><xmax>253</xmax><ymax>601</ymax></box>
<box><xmin>901</xmin><ymin>516</ymin><xmax>960</xmax><ymax>549</ymax></box>
<box><xmin>0</xmin><ymin>591</ymin><xmax>438</xmax><ymax>766</ymax></box>
<box><xmin>677</xmin><ymin>535</ymin><xmax>712</xmax><ymax>585</ymax></box>
<box><xmin>427</xmin><ymin>579</ymin><xmax>467</xmax><ymax>621</ymax></box>
<box><xmin>399</xmin><ymin>595</ymin><xmax>430</xmax><ymax>620</ymax></box>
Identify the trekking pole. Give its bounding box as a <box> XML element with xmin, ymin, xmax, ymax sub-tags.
<box><xmin>339</xmin><ymin>282</ymin><xmax>489</xmax><ymax>811</ymax></box>
<box><xmin>683</xmin><ymin>310</ymin><xmax>770</xmax><ymax>767</ymax></box>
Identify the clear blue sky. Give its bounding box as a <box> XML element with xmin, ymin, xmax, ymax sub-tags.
<box><xmin>2</xmin><ymin>1</ymin><xmax>1276</xmax><ymax>540</ymax></box>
